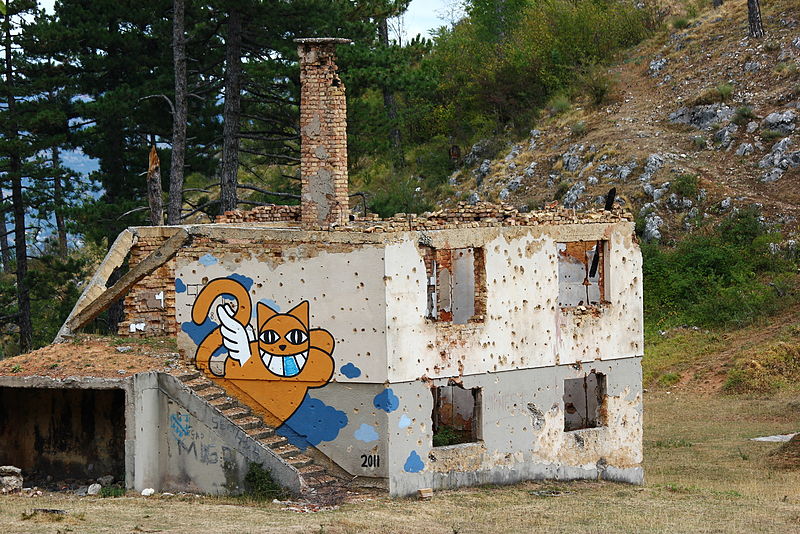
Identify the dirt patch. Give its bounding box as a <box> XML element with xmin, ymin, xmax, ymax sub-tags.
<box><xmin>769</xmin><ymin>434</ymin><xmax>800</xmax><ymax>469</ymax></box>
<box><xmin>0</xmin><ymin>335</ymin><xmax>182</xmax><ymax>379</ymax></box>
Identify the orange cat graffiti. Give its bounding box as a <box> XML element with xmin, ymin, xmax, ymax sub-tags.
<box><xmin>191</xmin><ymin>278</ymin><xmax>334</xmax><ymax>426</ymax></box>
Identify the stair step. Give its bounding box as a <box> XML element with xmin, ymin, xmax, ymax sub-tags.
<box><xmin>305</xmin><ymin>474</ymin><xmax>338</xmax><ymax>488</ymax></box>
<box><xmin>287</xmin><ymin>454</ymin><xmax>313</xmax><ymax>469</ymax></box>
<box><xmin>186</xmin><ymin>378</ymin><xmax>212</xmax><ymax>391</ymax></box>
<box><xmin>260</xmin><ymin>435</ymin><xmax>288</xmax><ymax>449</ymax></box>
<box><xmin>298</xmin><ymin>464</ymin><xmax>326</xmax><ymax>477</ymax></box>
<box><xmin>176</xmin><ymin>370</ymin><xmax>201</xmax><ymax>382</ymax></box>
<box><xmin>272</xmin><ymin>444</ymin><xmax>301</xmax><ymax>459</ymax></box>
<box><xmin>208</xmin><ymin>396</ymin><xmax>237</xmax><ymax>411</ymax></box>
<box><xmin>220</xmin><ymin>407</ymin><xmax>251</xmax><ymax>420</ymax></box>
<box><xmin>246</xmin><ymin>427</ymin><xmax>276</xmax><ymax>440</ymax></box>
<box><xmin>199</xmin><ymin>386</ymin><xmax>226</xmax><ymax>401</ymax></box>
<box><xmin>236</xmin><ymin>416</ymin><xmax>263</xmax><ymax>430</ymax></box>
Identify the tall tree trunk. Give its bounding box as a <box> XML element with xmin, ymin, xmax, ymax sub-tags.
<box><xmin>5</xmin><ymin>8</ymin><xmax>32</xmax><ymax>352</ymax></box>
<box><xmin>52</xmin><ymin>145</ymin><xmax>68</xmax><ymax>256</ymax></box>
<box><xmin>167</xmin><ymin>0</ymin><xmax>187</xmax><ymax>224</ymax></box>
<box><xmin>220</xmin><ymin>7</ymin><xmax>242</xmax><ymax>213</ymax></box>
<box><xmin>378</xmin><ymin>18</ymin><xmax>401</xmax><ymax>151</ymax></box>
<box><xmin>748</xmin><ymin>0</ymin><xmax>765</xmax><ymax>38</ymax></box>
<box><xmin>0</xmin><ymin>202</ymin><xmax>11</xmax><ymax>272</ymax></box>
<box><xmin>147</xmin><ymin>146</ymin><xmax>164</xmax><ymax>225</ymax></box>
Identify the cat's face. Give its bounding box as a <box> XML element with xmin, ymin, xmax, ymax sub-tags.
<box><xmin>257</xmin><ymin>301</ymin><xmax>310</xmax><ymax>378</ymax></box>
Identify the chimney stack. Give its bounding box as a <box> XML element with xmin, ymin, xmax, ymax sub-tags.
<box><xmin>295</xmin><ymin>38</ymin><xmax>352</xmax><ymax>227</ymax></box>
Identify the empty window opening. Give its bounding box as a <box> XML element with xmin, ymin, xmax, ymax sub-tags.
<box><xmin>563</xmin><ymin>371</ymin><xmax>606</xmax><ymax>431</ymax></box>
<box><xmin>424</xmin><ymin>247</ymin><xmax>486</xmax><ymax>324</ymax></box>
<box><xmin>432</xmin><ymin>383</ymin><xmax>482</xmax><ymax>446</ymax></box>
<box><xmin>557</xmin><ymin>241</ymin><xmax>606</xmax><ymax>308</ymax></box>
<box><xmin>0</xmin><ymin>387</ymin><xmax>126</xmax><ymax>485</ymax></box>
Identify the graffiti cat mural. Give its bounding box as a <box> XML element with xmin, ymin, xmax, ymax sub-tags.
<box><xmin>190</xmin><ymin>278</ymin><xmax>334</xmax><ymax>426</ymax></box>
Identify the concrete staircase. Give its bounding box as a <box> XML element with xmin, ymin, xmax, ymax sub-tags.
<box><xmin>173</xmin><ymin>369</ymin><xmax>342</xmax><ymax>498</ymax></box>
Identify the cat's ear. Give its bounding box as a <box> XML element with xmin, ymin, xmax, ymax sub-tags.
<box><xmin>287</xmin><ymin>300</ymin><xmax>309</xmax><ymax>327</ymax></box>
<box><xmin>257</xmin><ymin>301</ymin><xmax>279</xmax><ymax>325</ymax></box>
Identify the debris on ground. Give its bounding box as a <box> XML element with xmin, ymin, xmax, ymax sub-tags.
<box><xmin>751</xmin><ymin>433</ymin><xmax>798</xmax><ymax>442</ymax></box>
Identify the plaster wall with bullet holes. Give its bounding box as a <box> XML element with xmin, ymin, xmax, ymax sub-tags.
<box><xmin>118</xmin><ymin>215</ymin><xmax>643</xmax><ymax>496</ymax></box>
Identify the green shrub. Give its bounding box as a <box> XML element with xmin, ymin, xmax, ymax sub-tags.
<box><xmin>549</xmin><ymin>94</ymin><xmax>571</xmax><ymax>115</ymax></box>
<box><xmin>658</xmin><ymin>372</ymin><xmax>681</xmax><ymax>387</ymax></box>
<box><xmin>642</xmin><ymin>208</ymin><xmax>798</xmax><ymax>329</ymax></box>
<box><xmin>775</xmin><ymin>62</ymin><xmax>798</xmax><ymax>76</ymax></box>
<box><xmin>691</xmin><ymin>135</ymin><xmax>707</xmax><ymax>149</ymax></box>
<box><xmin>577</xmin><ymin>64</ymin><xmax>614</xmax><ymax>106</ymax></box>
<box><xmin>672</xmin><ymin>174</ymin><xmax>699</xmax><ymax>198</ymax></box>
<box><xmin>100</xmin><ymin>486</ymin><xmax>126</xmax><ymax>498</ymax></box>
<box><xmin>716</xmin><ymin>83</ymin><xmax>733</xmax><ymax>101</ymax></box>
<box><xmin>570</xmin><ymin>121</ymin><xmax>587</xmax><ymax>136</ymax></box>
<box><xmin>761</xmin><ymin>129</ymin><xmax>785</xmax><ymax>142</ymax></box>
<box><xmin>554</xmin><ymin>181</ymin><xmax>571</xmax><ymax>201</ymax></box>
<box><xmin>433</xmin><ymin>424</ymin><xmax>468</xmax><ymax>447</ymax></box>
<box><xmin>732</xmin><ymin>106</ymin><xmax>755</xmax><ymax>126</ymax></box>
<box><xmin>243</xmin><ymin>463</ymin><xmax>287</xmax><ymax>501</ymax></box>
<box><xmin>672</xmin><ymin>17</ymin><xmax>690</xmax><ymax>29</ymax></box>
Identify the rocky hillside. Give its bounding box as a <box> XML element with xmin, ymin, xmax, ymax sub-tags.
<box><xmin>446</xmin><ymin>0</ymin><xmax>800</xmax><ymax>243</ymax></box>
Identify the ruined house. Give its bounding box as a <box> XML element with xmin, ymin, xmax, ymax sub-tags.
<box><xmin>0</xmin><ymin>38</ymin><xmax>643</xmax><ymax>498</ymax></box>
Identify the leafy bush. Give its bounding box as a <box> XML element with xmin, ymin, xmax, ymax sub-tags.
<box><xmin>571</xmin><ymin>121</ymin><xmax>587</xmax><ymax>136</ymax></box>
<box><xmin>691</xmin><ymin>83</ymin><xmax>733</xmax><ymax>105</ymax></box>
<box><xmin>577</xmin><ymin>64</ymin><xmax>614</xmax><ymax>106</ymax></box>
<box><xmin>732</xmin><ymin>106</ymin><xmax>755</xmax><ymax>126</ymax></box>
<box><xmin>554</xmin><ymin>181</ymin><xmax>571</xmax><ymax>200</ymax></box>
<box><xmin>672</xmin><ymin>17</ymin><xmax>690</xmax><ymax>29</ymax></box>
<box><xmin>243</xmin><ymin>463</ymin><xmax>287</xmax><ymax>501</ymax></box>
<box><xmin>549</xmin><ymin>94</ymin><xmax>571</xmax><ymax>115</ymax></box>
<box><xmin>691</xmin><ymin>135</ymin><xmax>707</xmax><ymax>149</ymax></box>
<box><xmin>100</xmin><ymin>486</ymin><xmax>126</xmax><ymax>498</ymax></box>
<box><xmin>433</xmin><ymin>424</ymin><xmax>472</xmax><ymax>447</ymax></box>
<box><xmin>761</xmin><ymin>129</ymin><xmax>785</xmax><ymax>142</ymax></box>
<box><xmin>716</xmin><ymin>83</ymin><xmax>733</xmax><ymax>101</ymax></box>
<box><xmin>658</xmin><ymin>372</ymin><xmax>681</xmax><ymax>387</ymax></box>
<box><xmin>672</xmin><ymin>174</ymin><xmax>699</xmax><ymax>198</ymax></box>
<box><xmin>643</xmin><ymin>209</ymin><xmax>798</xmax><ymax>329</ymax></box>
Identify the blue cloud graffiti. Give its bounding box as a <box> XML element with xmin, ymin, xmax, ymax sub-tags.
<box><xmin>404</xmin><ymin>451</ymin><xmax>425</xmax><ymax>473</ymax></box>
<box><xmin>198</xmin><ymin>253</ymin><xmax>218</xmax><ymax>266</ymax></box>
<box><xmin>181</xmin><ymin>317</ymin><xmax>218</xmax><ymax>346</ymax></box>
<box><xmin>373</xmin><ymin>388</ymin><xmax>400</xmax><ymax>413</ymax></box>
<box><xmin>398</xmin><ymin>414</ymin><xmax>412</xmax><ymax>429</ymax></box>
<box><xmin>228</xmin><ymin>273</ymin><xmax>254</xmax><ymax>291</ymax></box>
<box><xmin>340</xmin><ymin>362</ymin><xmax>362</xmax><ymax>379</ymax></box>
<box><xmin>354</xmin><ymin>423</ymin><xmax>379</xmax><ymax>443</ymax></box>
<box><xmin>175</xmin><ymin>278</ymin><xmax>187</xmax><ymax>293</ymax></box>
<box><xmin>277</xmin><ymin>395</ymin><xmax>348</xmax><ymax>450</ymax></box>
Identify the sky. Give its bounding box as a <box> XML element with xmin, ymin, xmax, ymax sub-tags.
<box><xmin>403</xmin><ymin>0</ymin><xmax>453</xmax><ymax>41</ymax></box>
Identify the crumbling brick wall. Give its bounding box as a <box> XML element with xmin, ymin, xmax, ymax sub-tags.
<box><xmin>296</xmin><ymin>38</ymin><xmax>351</xmax><ymax>226</ymax></box>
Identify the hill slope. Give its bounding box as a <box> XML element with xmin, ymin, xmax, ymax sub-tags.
<box><xmin>447</xmin><ymin>0</ymin><xmax>800</xmax><ymax>242</ymax></box>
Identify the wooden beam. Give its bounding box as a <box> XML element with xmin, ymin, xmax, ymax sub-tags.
<box><xmin>65</xmin><ymin>228</ymin><xmax>190</xmax><ymax>334</ymax></box>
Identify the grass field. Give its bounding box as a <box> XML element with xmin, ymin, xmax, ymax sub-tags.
<box><xmin>2</xmin><ymin>391</ymin><xmax>798</xmax><ymax>534</ymax></box>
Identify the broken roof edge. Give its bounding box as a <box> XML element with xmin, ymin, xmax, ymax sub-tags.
<box><xmin>294</xmin><ymin>37</ymin><xmax>353</xmax><ymax>45</ymax></box>
<box><xmin>210</xmin><ymin>201</ymin><xmax>634</xmax><ymax>233</ymax></box>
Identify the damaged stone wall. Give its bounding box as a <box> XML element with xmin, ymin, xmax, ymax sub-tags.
<box><xmin>384</xmin><ymin>221</ymin><xmax>642</xmax><ymax>381</ymax></box>
<box><xmin>386</xmin><ymin>358</ymin><xmax>642</xmax><ymax>497</ymax></box>
<box><xmin>113</xmin><ymin>213</ymin><xmax>642</xmax><ymax>495</ymax></box>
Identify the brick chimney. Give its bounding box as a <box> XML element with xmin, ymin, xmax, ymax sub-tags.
<box><xmin>295</xmin><ymin>37</ymin><xmax>352</xmax><ymax>226</ymax></box>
